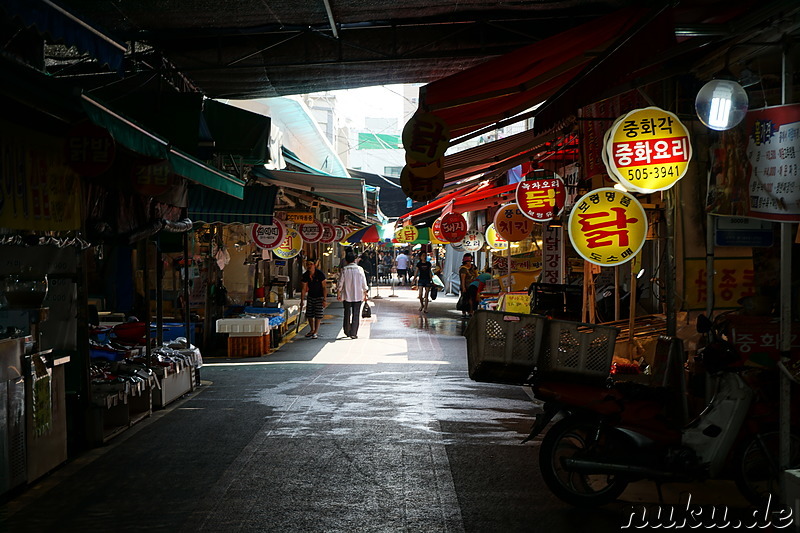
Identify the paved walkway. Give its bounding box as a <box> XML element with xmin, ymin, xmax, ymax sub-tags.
<box><xmin>1</xmin><ymin>286</ymin><xmax>753</xmax><ymax>533</ymax></box>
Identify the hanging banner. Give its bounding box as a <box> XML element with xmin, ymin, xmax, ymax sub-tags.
<box><xmin>485</xmin><ymin>223</ymin><xmax>508</xmax><ymax>250</ymax></box>
<box><xmin>299</xmin><ymin>221</ymin><xmax>324</xmax><ymax>243</ymax></box>
<box><xmin>273</xmin><ymin>228</ymin><xmax>302</xmax><ymax>259</ymax></box>
<box><xmin>439</xmin><ymin>212</ymin><xmax>468</xmax><ymax>243</ymax></box>
<box><xmin>394</xmin><ymin>225</ymin><xmax>419</xmax><ymax>243</ymax></box>
<box><xmin>251</xmin><ymin>220</ymin><xmax>286</xmax><ymax>249</ymax></box>
<box><xmin>708</xmin><ymin>104</ymin><xmax>800</xmax><ymax>222</ymax></box>
<box><xmin>493</xmin><ymin>202</ymin><xmax>535</xmax><ymax>242</ymax></box>
<box><xmin>402</xmin><ymin>112</ymin><xmax>450</xmax><ymax>163</ymax></box>
<box><xmin>460</xmin><ymin>231</ymin><xmax>484</xmax><ymax>252</ymax></box>
<box><xmin>400</xmin><ymin>166</ymin><xmax>444</xmax><ymax>202</ymax></box>
<box><xmin>568</xmin><ymin>188</ymin><xmax>647</xmax><ymax>266</ymax></box>
<box><xmin>431</xmin><ymin>217</ymin><xmax>450</xmax><ymax>242</ymax></box>
<box><xmin>515</xmin><ymin>176</ymin><xmax>566</xmax><ymax>222</ymax></box>
<box><xmin>605</xmin><ymin>106</ymin><xmax>692</xmax><ymax>193</ymax></box>
<box><xmin>319</xmin><ymin>223</ymin><xmax>336</xmax><ymax>244</ymax></box>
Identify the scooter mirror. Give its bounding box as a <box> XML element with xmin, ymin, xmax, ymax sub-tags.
<box><xmin>696</xmin><ymin>314</ymin><xmax>712</xmax><ymax>334</ymax></box>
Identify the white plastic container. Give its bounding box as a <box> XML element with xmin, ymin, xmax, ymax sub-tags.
<box><xmin>215</xmin><ymin>318</ymin><xmax>270</xmax><ymax>336</ymax></box>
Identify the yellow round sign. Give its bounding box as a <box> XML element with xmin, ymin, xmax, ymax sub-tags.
<box><xmin>493</xmin><ymin>202</ymin><xmax>535</xmax><ymax>242</ymax></box>
<box><xmin>273</xmin><ymin>228</ymin><xmax>303</xmax><ymax>259</ymax></box>
<box><xmin>485</xmin><ymin>223</ymin><xmax>509</xmax><ymax>250</ymax></box>
<box><xmin>567</xmin><ymin>188</ymin><xmax>647</xmax><ymax>266</ymax></box>
<box><xmin>402</xmin><ymin>112</ymin><xmax>450</xmax><ymax>164</ymax></box>
<box><xmin>606</xmin><ymin>107</ymin><xmax>692</xmax><ymax>193</ymax></box>
<box><xmin>394</xmin><ymin>225</ymin><xmax>419</xmax><ymax>243</ymax></box>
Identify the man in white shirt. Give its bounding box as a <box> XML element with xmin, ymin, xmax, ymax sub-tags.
<box><xmin>395</xmin><ymin>250</ymin><xmax>410</xmax><ymax>285</ymax></box>
<box><xmin>337</xmin><ymin>252</ymin><xmax>369</xmax><ymax>339</ymax></box>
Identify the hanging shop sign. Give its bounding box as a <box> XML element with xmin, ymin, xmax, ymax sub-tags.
<box><xmin>484</xmin><ymin>223</ymin><xmax>508</xmax><ymax>250</ymax></box>
<box><xmin>490</xmin><ymin>251</ymin><xmax>543</xmax><ymax>272</ymax></box>
<box><xmin>493</xmin><ymin>203</ymin><xmax>535</xmax><ymax>242</ymax></box>
<box><xmin>431</xmin><ymin>217</ymin><xmax>450</xmax><ymax>242</ymax></box>
<box><xmin>402</xmin><ymin>112</ymin><xmax>450</xmax><ymax>164</ymax></box>
<box><xmin>605</xmin><ymin>106</ymin><xmax>692</xmax><ymax>193</ymax></box>
<box><xmin>405</xmin><ymin>154</ymin><xmax>443</xmax><ymax>178</ymax></box>
<box><xmin>273</xmin><ymin>228</ymin><xmax>302</xmax><ymax>259</ymax></box>
<box><xmin>683</xmin><ymin>257</ymin><xmax>755</xmax><ymax>310</ymax></box>
<box><xmin>131</xmin><ymin>159</ymin><xmax>178</xmax><ymax>197</ymax></box>
<box><xmin>251</xmin><ymin>220</ymin><xmax>286</xmax><ymax>249</ymax></box>
<box><xmin>400</xmin><ymin>166</ymin><xmax>444</xmax><ymax>202</ymax></box>
<box><xmin>461</xmin><ymin>231</ymin><xmax>484</xmax><ymax>252</ymax></box>
<box><xmin>542</xmin><ymin>225</ymin><xmax>564</xmax><ymax>285</ymax></box>
<box><xmin>284</xmin><ymin>211</ymin><xmax>315</xmax><ymax>224</ymax></box>
<box><xmin>333</xmin><ymin>225</ymin><xmax>348</xmax><ymax>243</ymax></box>
<box><xmin>515</xmin><ymin>176</ymin><xmax>566</xmax><ymax>222</ymax></box>
<box><xmin>568</xmin><ymin>188</ymin><xmax>647</xmax><ymax>267</ymax></box>
<box><xmin>66</xmin><ymin>122</ymin><xmax>115</xmax><ymax>177</ymax></box>
<box><xmin>439</xmin><ymin>212</ymin><xmax>468</xmax><ymax>243</ymax></box>
<box><xmin>299</xmin><ymin>221</ymin><xmax>324</xmax><ymax>243</ymax></box>
<box><xmin>394</xmin><ymin>225</ymin><xmax>419</xmax><ymax>243</ymax></box>
<box><xmin>319</xmin><ymin>223</ymin><xmax>337</xmax><ymax>244</ymax></box>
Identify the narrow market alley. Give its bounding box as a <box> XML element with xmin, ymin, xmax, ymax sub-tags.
<box><xmin>2</xmin><ymin>288</ymin><xmax>746</xmax><ymax>533</ymax></box>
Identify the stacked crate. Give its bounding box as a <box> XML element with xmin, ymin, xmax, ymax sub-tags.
<box><xmin>216</xmin><ymin>318</ymin><xmax>271</xmax><ymax>357</ymax></box>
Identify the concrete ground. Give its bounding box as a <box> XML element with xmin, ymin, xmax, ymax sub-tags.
<box><xmin>1</xmin><ymin>285</ymin><xmax>758</xmax><ymax>533</ymax></box>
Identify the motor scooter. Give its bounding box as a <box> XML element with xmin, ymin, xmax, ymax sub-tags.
<box><xmin>525</xmin><ymin>314</ymin><xmax>800</xmax><ymax>507</ymax></box>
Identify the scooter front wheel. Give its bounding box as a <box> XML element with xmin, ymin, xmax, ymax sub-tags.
<box><xmin>539</xmin><ymin>417</ymin><xmax>629</xmax><ymax>507</ymax></box>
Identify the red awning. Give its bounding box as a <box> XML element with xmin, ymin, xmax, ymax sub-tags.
<box><xmin>401</xmin><ymin>182</ymin><xmax>517</xmax><ymax>224</ymax></box>
<box><xmin>419</xmin><ymin>6</ymin><xmax>675</xmax><ymax>140</ymax></box>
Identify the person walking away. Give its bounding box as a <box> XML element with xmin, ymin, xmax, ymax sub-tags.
<box><xmin>337</xmin><ymin>252</ymin><xmax>369</xmax><ymax>339</ymax></box>
<box><xmin>458</xmin><ymin>253</ymin><xmax>479</xmax><ymax>317</ymax></box>
<box><xmin>300</xmin><ymin>260</ymin><xmax>328</xmax><ymax>339</ymax></box>
<box><xmin>412</xmin><ymin>253</ymin><xmax>433</xmax><ymax>312</ymax></box>
<box><xmin>395</xmin><ymin>249</ymin><xmax>410</xmax><ymax>285</ymax></box>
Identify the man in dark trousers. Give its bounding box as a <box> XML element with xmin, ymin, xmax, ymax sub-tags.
<box><xmin>337</xmin><ymin>252</ymin><xmax>369</xmax><ymax>339</ymax></box>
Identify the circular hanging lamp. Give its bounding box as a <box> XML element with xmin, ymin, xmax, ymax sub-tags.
<box><xmin>695</xmin><ymin>78</ymin><xmax>748</xmax><ymax>131</ymax></box>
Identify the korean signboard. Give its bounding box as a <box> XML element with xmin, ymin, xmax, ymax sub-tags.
<box><xmin>605</xmin><ymin>107</ymin><xmax>692</xmax><ymax>193</ymax></box>
<box><xmin>490</xmin><ymin>251</ymin><xmax>542</xmax><ymax>272</ymax></box>
<box><xmin>284</xmin><ymin>211</ymin><xmax>315</xmax><ymax>224</ymax></box>
<box><xmin>461</xmin><ymin>231</ymin><xmax>484</xmax><ymax>252</ymax></box>
<box><xmin>493</xmin><ymin>203</ymin><xmax>535</xmax><ymax>242</ymax></box>
<box><xmin>431</xmin><ymin>217</ymin><xmax>450</xmax><ymax>242</ymax></box>
<box><xmin>402</xmin><ymin>112</ymin><xmax>450</xmax><ymax>163</ymax></box>
<box><xmin>683</xmin><ymin>257</ymin><xmax>755</xmax><ymax>310</ymax></box>
<box><xmin>251</xmin><ymin>220</ymin><xmax>286</xmax><ymax>249</ymax></box>
<box><xmin>439</xmin><ymin>212</ymin><xmax>468</xmax><ymax>243</ymax></box>
<box><xmin>273</xmin><ymin>228</ymin><xmax>302</xmax><ymax>259</ymax></box>
<box><xmin>299</xmin><ymin>221</ymin><xmax>324</xmax><ymax>243</ymax></box>
<box><xmin>515</xmin><ymin>177</ymin><xmax>566</xmax><ymax>222</ymax></box>
<box><xmin>333</xmin><ymin>225</ymin><xmax>348</xmax><ymax>243</ymax></box>
<box><xmin>568</xmin><ymin>188</ymin><xmax>647</xmax><ymax>266</ymax></box>
<box><xmin>400</xmin><ymin>165</ymin><xmax>444</xmax><ymax>202</ymax></box>
<box><xmin>542</xmin><ymin>225</ymin><xmax>564</xmax><ymax>284</ymax></box>
<box><xmin>66</xmin><ymin>122</ymin><xmax>115</xmax><ymax>177</ymax></box>
<box><xmin>395</xmin><ymin>225</ymin><xmax>419</xmax><ymax>243</ymax></box>
<box><xmin>484</xmin><ymin>223</ymin><xmax>508</xmax><ymax>250</ymax></box>
<box><xmin>319</xmin><ymin>223</ymin><xmax>336</xmax><ymax>244</ymax></box>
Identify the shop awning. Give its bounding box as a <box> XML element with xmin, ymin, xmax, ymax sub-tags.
<box><xmin>251</xmin><ymin>166</ymin><xmax>366</xmax><ymax>217</ymax></box>
<box><xmin>203</xmin><ymin>99</ymin><xmax>271</xmax><ymax>165</ymax></box>
<box><xmin>2</xmin><ymin>0</ymin><xmax>126</xmax><ymax>72</ymax></box>
<box><xmin>81</xmin><ymin>94</ymin><xmax>246</xmax><ymax>199</ymax></box>
<box><xmin>419</xmin><ymin>6</ymin><xmax>674</xmax><ymax>140</ymax></box>
<box><xmin>188</xmin><ymin>183</ymin><xmax>277</xmax><ymax>225</ymax></box>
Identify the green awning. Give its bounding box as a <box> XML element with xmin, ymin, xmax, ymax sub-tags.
<box><xmin>81</xmin><ymin>94</ymin><xmax>245</xmax><ymax>199</ymax></box>
<box><xmin>188</xmin><ymin>183</ymin><xmax>277</xmax><ymax>224</ymax></box>
<box><xmin>203</xmin><ymin>100</ymin><xmax>270</xmax><ymax>165</ymax></box>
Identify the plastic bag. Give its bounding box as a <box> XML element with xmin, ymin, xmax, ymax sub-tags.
<box><xmin>431</xmin><ymin>285</ymin><xmax>438</xmax><ymax>300</ymax></box>
<box><xmin>456</xmin><ymin>293</ymin><xmax>469</xmax><ymax>312</ymax></box>
<box><xmin>361</xmin><ymin>302</ymin><xmax>372</xmax><ymax>318</ymax></box>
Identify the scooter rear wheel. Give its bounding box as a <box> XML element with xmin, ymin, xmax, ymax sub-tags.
<box><xmin>539</xmin><ymin>417</ymin><xmax>629</xmax><ymax>507</ymax></box>
<box><xmin>735</xmin><ymin>430</ymin><xmax>800</xmax><ymax>505</ymax></box>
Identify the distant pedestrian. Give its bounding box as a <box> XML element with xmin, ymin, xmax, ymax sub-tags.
<box><xmin>300</xmin><ymin>260</ymin><xmax>328</xmax><ymax>339</ymax></box>
<box><xmin>395</xmin><ymin>250</ymin><xmax>410</xmax><ymax>285</ymax></box>
<box><xmin>337</xmin><ymin>252</ymin><xmax>369</xmax><ymax>339</ymax></box>
<box><xmin>359</xmin><ymin>253</ymin><xmax>375</xmax><ymax>286</ymax></box>
<box><xmin>412</xmin><ymin>253</ymin><xmax>433</xmax><ymax>313</ymax></box>
<box><xmin>458</xmin><ymin>253</ymin><xmax>479</xmax><ymax>317</ymax></box>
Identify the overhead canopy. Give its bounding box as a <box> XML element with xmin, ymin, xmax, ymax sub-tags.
<box><xmin>251</xmin><ymin>166</ymin><xmax>366</xmax><ymax>218</ymax></box>
<box><xmin>203</xmin><ymin>99</ymin><xmax>271</xmax><ymax>165</ymax></box>
<box><xmin>81</xmin><ymin>94</ymin><xmax>246</xmax><ymax>198</ymax></box>
<box><xmin>188</xmin><ymin>183</ymin><xmax>277</xmax><ymax>224</ymax></box>
<box><xmin>419</xmin><ymin>6</ymin><xmax>674</xmax><ymax>139</ymax></box>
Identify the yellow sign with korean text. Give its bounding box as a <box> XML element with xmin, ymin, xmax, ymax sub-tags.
<box><xmin>568</xmin><ymin>188</ymin><xmax>647</xmax><ymax>267</ymax></box>
<box><xmin>606</xmin><ymin>107</ymin><xmax>692</xmax><ymax>193</ymax></box>
<box><xmin>273</xmin><ymin>228</ymin><xmax>302</xmax><ymax>259</ymax></box>
<box><xmin>493</xmin><ymin>203</ymin><xmax>535</xmax><ymax>242</ymax></box>
<box><xmin>402</xmin><ymin>112</ymin><xmax>450</xmax><ymax>164</ymax></box>
<box><xmin>683</xmin><ymin>257</ymin><xmax>755</xmax><ymax>310</ymax></box>
<box><xmin>485</xmin><ymin>223</ymin><xmax>509</xmax><ymax>250</ymax></box>
<box><xmin>498</xmin><ymin>292</ymin><xmax>531</xmax><ymax>314</ymax></box>
<box><xmin>394</xmin><ymin>225</ymin><xmax>419</xmax><ymax>243</ymax></box>
<box><xmin>284</xmin><ymin>212</ymin><xmax>315</xmax><ymax>224</ymax></box>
